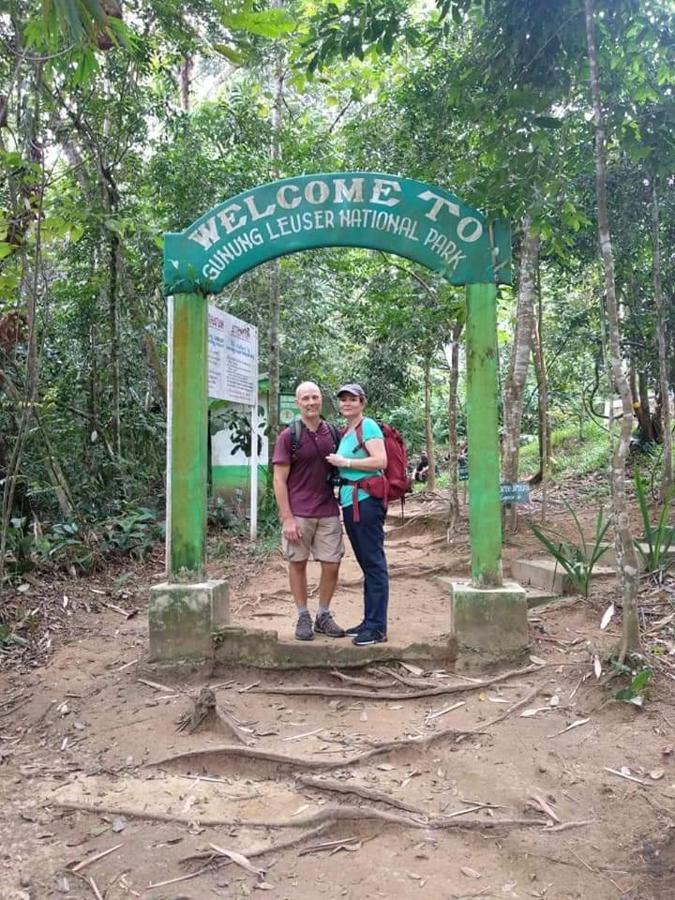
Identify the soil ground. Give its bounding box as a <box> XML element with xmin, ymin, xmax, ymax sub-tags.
<box><xmin>1</xmin><ymin>485</ymin><xmax>673</xmax><ymax>900</ymax></box>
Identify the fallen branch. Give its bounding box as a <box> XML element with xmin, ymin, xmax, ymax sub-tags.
<box><xmin>67</xmin><ymin>844</ymin><xmax>123</xmax><ymax>873</ymax></box>
<box><xmin>480</xmin><ymin>686</ymin><xmax>541</xmax><ymax>729</ymax></box>
<box><xmin>545</xmin><ymin>819</ymin><xmax>595</xmax><ymax>833</ymax></box>
<box><xmin>71</xmin><ymin>872</ymin><xmax>104</xmax><ymax>900</ymax></box>
<box><xmin>297</xmin><ymin>775</ymin><xmax>429</xmax><ymax>817</ymax></box>
<box><xmin>249</xmin><ymin>663</ymin><xmax>544</xmax><ymax>701</ymax></box>
<box><xmin>529</xmin><ymin>793</ymin><xmax>561</xmax><ymax>823</ymax></box>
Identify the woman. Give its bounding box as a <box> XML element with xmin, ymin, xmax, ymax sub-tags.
<box><xmin>325</xmin><ymin>383</ymin><xmax>389</xmax><ymax>646</ymax></box>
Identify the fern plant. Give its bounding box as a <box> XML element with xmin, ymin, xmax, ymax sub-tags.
<box><xmin>530</xmin><ymin>503</ymin><xmax>611</xmax><ymax>598</ymax></box>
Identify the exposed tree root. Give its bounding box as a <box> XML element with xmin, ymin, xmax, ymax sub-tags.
<box><xmin>53</xmin><ymin>797</ymin><xmax>552</xmax><ymax>832</ymax></box>
<box><xmin>147</xmin><ymin>723</ymin><xmax>485</xmax><ymax>776</ymax></box>
<box><xmin>249</xmin><ymin>663</ymin><xmax>544</xmax><ymax>701</ymax></box>
<box><xmin>297</xmin><ymin>774</ymin><xmax>429</xmax><ymax>817</ymax></box>
<box><xmin>176</xmin><ymin>687</ymin><xmax>251</xmax><ymax>745</ymax></box>
<box><xmin>181</xmin><ymin>823</ymin><xmax>331</xmax><ymax>867</ymax></box>
<box><xmin>330</xmin><ymin>670</ymin><xmax>397</xmax><ymax>688</ymax></box>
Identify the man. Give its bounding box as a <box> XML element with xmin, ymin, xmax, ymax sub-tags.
<box><xmin>272</xmin><ymin>381</ymin><xmax>346</xmax><ymax>641</ymax></box>
<box><xmin>414</xmin><ymin>449</ymin><xmax>430</xmax><ymax>483</ymax></box>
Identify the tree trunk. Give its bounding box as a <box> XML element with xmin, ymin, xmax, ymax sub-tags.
<box><xmin>180</xmin><ymin>55</ymin><xmax>193</xmax><ymax>112</ymax></box>
<box><xmin>447</xmin><ymin>321</ymin><xmax>463</xmax><ymax>532</ymax></box>
<box><xmin>266</xmin><ymin>5</ymin><xmax>285</xmax><ymax>470</ymax></box>
<box><xmin>0</xmin><ymin>59</ymin><xmax>44</xmax><ymax>580</ymax></box>
<box><xmin>652</xmin><ymin>178</ymin><xmax>673</xmax><ymax>501</ymax></box>
<box><xmin>637</xmin><ymin>370</ymin><xmax>654</xmax><ymax>443</ymax></box>
<box><xmin>108</xmin><ymin>229</ymin><xmax>122</xmax><ymax>460</ymax></box>
<box><xmin>502</xmin><ymin>218</ymin><xmax>538</xmax><ymax>529</ymax></box>
<box><xmin>584</xmin><ymin>0</ymin><xmax>640</xmax><ymax>660</ymax></box>
<box><xmin>423</xmin><ymin>355</ymin><xmax>436</xmax><ymax>492</ymax></box>
<box><xmin>531</xmin><ymin>309</ymin><xmax>550</xmax><ymax>522</ymax></box>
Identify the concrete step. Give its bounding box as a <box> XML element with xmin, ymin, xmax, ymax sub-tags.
<box><xmin>524</xmin><ymin>588</ymin><xmax>559</xmax><ymax>609</ymax></box>
<box><xmin>598</xmin><ymin>542</ymin><xmax>675</xmax><ymax>572</ymax></box>
<box><xmin>511</xmin><ymin>557</ymin><xmax>616</xmax><ymax>595</ymax></box>
<box><xmin>213</xmin><ymin>625</ymin><xmax>456</xmax><ymax>669</ymax></box>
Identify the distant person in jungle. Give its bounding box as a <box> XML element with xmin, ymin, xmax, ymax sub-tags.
<box><xmin>414</xmin><ymin>449</ymin><xmax>430</xmax><ymax>483</ymax></box>
<box><xmin>272</xmin><ymin>381</ymin><xmax>346</xmax><ymax>641</ymax></box>
<box><xmin>325</xmin><ymin>384</ymin><xmax>390</xmax><ymax>646</ymax></box>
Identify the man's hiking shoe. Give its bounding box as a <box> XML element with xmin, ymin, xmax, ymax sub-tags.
<box><xmin>314</xmin><ymin>610</ymin><xmax>346</xmax><ymax>638</ymax></box>
<box><xmin>295</xmin><ymin>611</ymin><xmax>314</xmax><ymax>641</ymax></box>
<box><xmin>345</xmin><ymin>622</ymin><xmax>365</xmax><ymax>637</ymax></box>
<box><xmin>352</xmin><ymin>629</ymin><xmax>387</xmax><ymax>646</ymax></box>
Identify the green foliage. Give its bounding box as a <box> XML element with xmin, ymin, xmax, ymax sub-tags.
<box><xmin>101</xmin><ymin>507</ymin><xmax>161</xmax><ymax>560</ymax></box>
<box><xmin>519</xmin><ymin>421</ymin><xmax>609</xmax><ymax>481</ymax></box>
<box><xmin>530</xmin><ymin>503</ymin><xmax>611</xmax><ymax>599</ymax></box>
<box><xmin>614</xmin><ymin>665</ymin><xmax>652</xmax><ymax>707</ymax></box>
<box><xmin>633</xmin><ymin>473</ymin><xmax>674</xmax><ymax>576</ymax></box>
<box><xmin>2</xmin><ymin>519</ymin><xmax>94</xmax><ymax>581</ymax></box>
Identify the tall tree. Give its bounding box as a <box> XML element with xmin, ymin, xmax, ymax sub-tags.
<box><xmin>652</xmin><ymin>177</ymin><xmax>673</xmax><ymax>501</ymax></box>
<box><xmin>502</xmin><ymin>220</ymin><xmax>538</xmax><ymax>529</ymax></box>
<box><xmin>584</xmin><ymin>0</ymin><xmax>640</xmax><ymax>659</ymax></box>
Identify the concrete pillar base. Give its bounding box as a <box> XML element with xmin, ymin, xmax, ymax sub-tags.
<box><xmin>149</xmin><ymin>579</ymin><xmax>229</xmax><ymax>662</ymax></box>
<box><xmin>438</xmin><ymin>578</ymin><xmax>529</xmax><ymax>662</ymax></box>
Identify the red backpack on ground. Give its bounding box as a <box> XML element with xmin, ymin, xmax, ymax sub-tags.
<box><xmin>347</xmin><ymin>420</ymin><xmax>412</xmax><ymax>521</ymax></box>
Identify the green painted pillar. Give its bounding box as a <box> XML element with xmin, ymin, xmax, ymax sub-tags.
<box><xmin>167</xmin><ymin>292</ymin><xmax>208</xmax><ymax>581</ymax></box>
<box><xmin>465</xmin><ymin>282</ymin><xmax>503</xmax><ymax>588</ymax></box>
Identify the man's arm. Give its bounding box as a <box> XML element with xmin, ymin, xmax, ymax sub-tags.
<box><xmin>273</xmin><ymin>463</ymin><xmax>301</xmax><ymax>542</ymax></box>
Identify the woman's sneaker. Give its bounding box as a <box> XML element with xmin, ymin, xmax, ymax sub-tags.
<box><xmin>344</xmin><ymin>622</ymin><xmax>365</xmax><ymax>637</ymax></box>
<box><xmin>314</xmin><ymin>610</ymin><xmax>346</xmax><ymax>638</ymax></box>
<box><xmin>295</xmin><ymin>611</ymin><xmax>314</xmax><ymax>641</ymax></box>
<box><xmin>352</xmin><ymin>629</ymin><xmax>387</xmax><ymax>646</ymax></box>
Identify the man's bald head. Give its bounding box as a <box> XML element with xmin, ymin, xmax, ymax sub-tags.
<box><xmin>294</xmin><ymin>381</ymin><xmax>323</xmax><ymax>421</ymax></box>
<box><xmin>295</xmin><ymin>381</ymin><xmax>321</xmax><ymax>401</ymax></box>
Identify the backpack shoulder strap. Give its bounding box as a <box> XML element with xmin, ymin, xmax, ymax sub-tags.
<box><xmin>354</xmin><ymin>419</ymin><xmax>367</xmax><ymax>454</ymax></box>
<box><xmin>326</xmin><ymin>422</ymin><xmax>339</xmax><ymax>452</ymax></box>
<box><xmin>290</xmin><ymin>419</ymin><xmax>303</xmax><ymax>456</ymax></box>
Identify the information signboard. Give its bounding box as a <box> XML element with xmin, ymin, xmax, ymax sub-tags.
<box><xmin>500</xmin><ymin>482</ymin><xmax>530</xmax><ymax>504</ymax></box>
<box><xmin>208</xmin><ymin>306</ymin><xmax>258</xmax><ymax>405</ymax></box>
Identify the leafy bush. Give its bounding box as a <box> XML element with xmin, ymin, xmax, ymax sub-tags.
<box><xmin>3</xmin><ymin>517</ymin><xmax>93</xmax><ymax>580</ymax></box>
<box><xmin>101</xmin><ymin>507</ymin><xmax>161</xmax><ymax>560</ymax></box>
<box><xmin>613</xmin><ymin>665</ymin><xmax>652</xmax><ymax>707</ymax></box>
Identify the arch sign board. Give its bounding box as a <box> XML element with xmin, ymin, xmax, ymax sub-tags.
<box><xmin>164</xmin><ymin>172</ymin><xmax>511</xmax><ymax>295</ymax></box>
<box><xmin>162</xmin><ymin>172</ymin><xmax>509</xmax><ymax>595</ymax></box>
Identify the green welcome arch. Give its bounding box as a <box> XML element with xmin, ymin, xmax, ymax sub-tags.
<box><xmin>163</xmin><ymin>172</ymin><xmax>511</xmax><ymax>595</ymax></box>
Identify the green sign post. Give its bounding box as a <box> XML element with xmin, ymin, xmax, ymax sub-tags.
<box><xmin>151</xmin><ymin>172</ymin><xmax>528</xmax><ymax>663</ymax></box>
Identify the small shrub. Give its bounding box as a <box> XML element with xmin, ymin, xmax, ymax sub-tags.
<box><xmin>530</xmin><ymin>502</ymin><xmax>610</xmax><ymax>598</ymax></box>
<box><xmin>633</xmin><ymin>473</ymin><xmax>673</xmax><ymax>578</ymax></box>
<box><xmin>101</xmin><ymin>507</ymin><xmax>160</xmax><ymax>560</ymax></box>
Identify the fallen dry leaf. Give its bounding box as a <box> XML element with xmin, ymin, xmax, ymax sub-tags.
<box><xmin>600</xmin><ymin>603</ymin><xmax>615</xmax><ymax>631</ymax></box>
<box><xmin>460</xmin><ymin>866</ymin><xmax>481</xmax><ymax>879</ymax></box>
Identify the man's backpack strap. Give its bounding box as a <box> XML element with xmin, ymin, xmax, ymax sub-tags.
<box><xmin>326</xmin><ymin>422</ymin><xmax>339</xmax><ymax>452</ymax></box>
<box><xmin>290</xmin><ymin>419</ymin><xmax>303</xmax><ymax>456</ymax></box>
<box><xmin>289</xmin><ymin>419</ymin><xmax>339</xmax><ymax>459</ymax></box>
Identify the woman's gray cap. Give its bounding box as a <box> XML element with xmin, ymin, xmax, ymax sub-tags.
<box><xmin>337</xmin><ymin>383</ymin><xmax>366</xmax><ymax>398</ymax></box>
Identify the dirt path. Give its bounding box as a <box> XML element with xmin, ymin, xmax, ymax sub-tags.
<box><xmin>1</xmin><ymin>494</ymin><xmax>673</xmax><ymax>899</ymax></box>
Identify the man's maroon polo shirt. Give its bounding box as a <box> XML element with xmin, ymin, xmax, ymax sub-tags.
<box><xmin>272</xmin><ymin>421</ymin><xmax>339</xmax><ymax>518</ymax></box>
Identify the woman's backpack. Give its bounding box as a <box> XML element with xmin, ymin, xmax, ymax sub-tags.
<box><xmin>349</xmin><ymin>420</ymin><xmax>412</xmax><ymax>520</ymax></box>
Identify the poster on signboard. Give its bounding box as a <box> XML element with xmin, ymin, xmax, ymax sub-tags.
<box><xmin>208</xmin><ymin>306</ymin><xmax>258</xmax><ymax>405</ymax></box>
